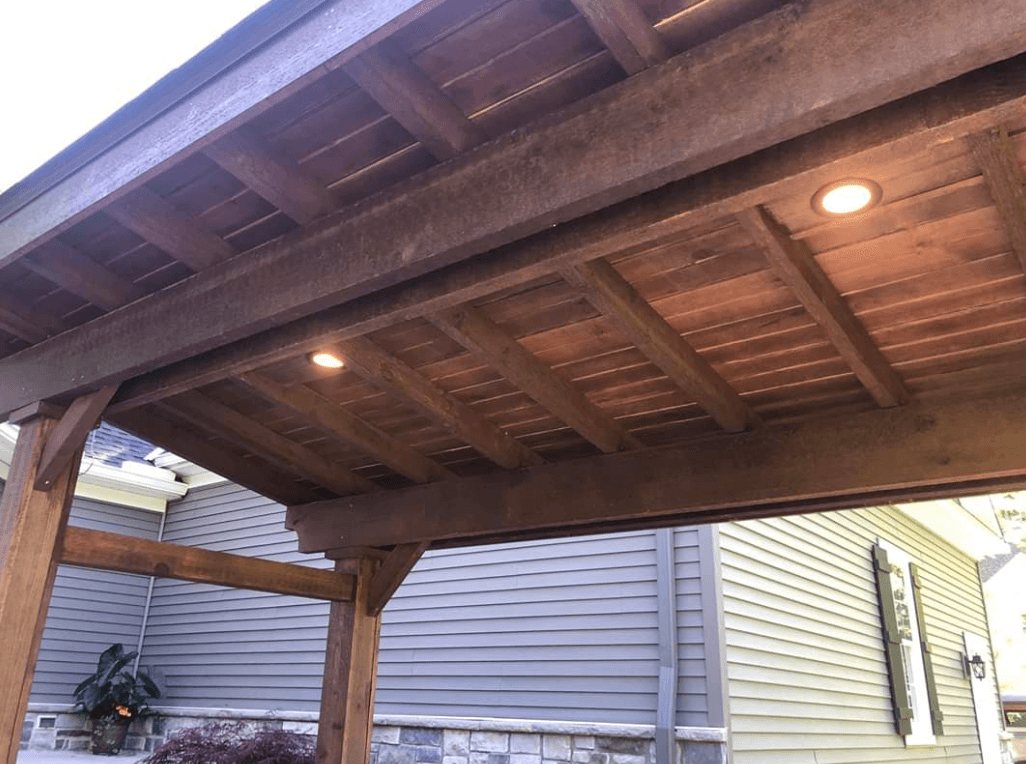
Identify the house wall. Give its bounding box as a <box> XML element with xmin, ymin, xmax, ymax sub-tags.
<box><xmin>28</xmin><ymin>497</ymin><xmax>163</xmax><ymax>704</ymax></box>
<box><xmin>138</xmin><ymin>482</ymin><xmax>715</xmax><ymax>727</ymax></box>
<box><xmin>720</xmin><ymin>507</ymin><xmax>988</xmax><ymax>764</ymax></box>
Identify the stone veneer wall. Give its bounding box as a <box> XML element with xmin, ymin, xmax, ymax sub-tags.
<box><xmin>21</xmin><ymin>709</ymin><xmax>727</xmax><ymax>764</ymax></box>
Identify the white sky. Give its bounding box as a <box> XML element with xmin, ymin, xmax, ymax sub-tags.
<box><xmin>0</xmin><ymin>0</ymin><xmax>271</xmax><ymax>195</ymax></box>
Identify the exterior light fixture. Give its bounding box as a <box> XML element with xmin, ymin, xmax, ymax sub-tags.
<box><xmin>811</xmin><ymin>178</ymin><xmax>882</xmax><ymax>217</ymax></box>
<box><xmin>965</xmin><ymin>653</ymin><xmax>986</xmax><ymax>680</ymax></box>
<box><xmin>309</xmin><ymin>351</ymin><xmax>345</xmax><ymax>369</ymax></box>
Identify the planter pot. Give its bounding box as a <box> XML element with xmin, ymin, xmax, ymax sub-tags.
<box><xmin>90</xmin><ymin>715</ymin><xmax>132</xmax><ymax>755</ymax></box>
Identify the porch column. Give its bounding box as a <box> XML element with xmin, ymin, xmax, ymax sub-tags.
<box><xmin>317</xmin><ymin>557</ymin><xmax>382</xmax><ymax>764</ymax></box>
<box><xmin>0</xmin><ymin>406</ymin><xmax>83</xmax><ymax>764</ymax></box>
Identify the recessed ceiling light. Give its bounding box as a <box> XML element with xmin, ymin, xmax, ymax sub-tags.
<box><xmin>309</xmin><ymin>351</ymin><xmax>345</xmax><ymax>369</ymax></box>
<box><xmin>811</xmin><ymin>178</ymin><xmax>882</xmax><ymax>217</ymax></box>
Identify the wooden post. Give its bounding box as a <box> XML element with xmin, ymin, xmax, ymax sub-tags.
<box><xmin>0</xmin><ymin>407</ymin><xmax>82</xmax><ymax>764</ymax></box>
<box><xmin>317</xmin><ymin>557</ymin><xmax>382</xmax><ymax>764</ymax></box>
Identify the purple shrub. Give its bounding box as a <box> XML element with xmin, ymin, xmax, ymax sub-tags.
<box><xmin>142</xmin><ymin>720</ymin><xmax>315</xmax><ymax>764</ymax></box>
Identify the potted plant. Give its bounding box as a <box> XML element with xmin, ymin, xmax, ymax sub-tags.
<box><xmin>72</xmin><ymin>643</ymin><xmax>165</xmax><ymax>755</ymax></box>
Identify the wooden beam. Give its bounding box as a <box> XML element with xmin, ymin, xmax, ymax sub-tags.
<box><xmin>365</xmin><ymin>541</ymin><xmax>428</xmax><ymax>616</ymax></box>
<box><xmin>105</xmin><ymin>187</ymin><xmax>235</xmax><ymax>271</ymax></box>
<box><xmin>570</xmin><ymin>0</ymin><xmax>669</xmax><ymax>75</ymax></box>
<box><xmin>736</xmin><ymin>205</ymin><xmax>908</xmax><ymax>408</ymax></box>
<box><xmin>22</xmin><ymin>240</ymin><xmax>145</xmax><ymax>311</ymax></box>
<box><xmin>205</xmin><ymin>128</ymin><xmax>337</xmax><ymax>225</ymax></box>
<box><xmin>343</xmin><ymin>39</ymin><xmax>484</xmax><ymax>161</ymax></box>
<box><xmin>287</xmin><ymin>388</ymin><xmax>1026</xmax><ymax>551</ymax></box>
<box><xmin>167</xmin><ymin>391</ymin><xmax>379</xmax><ymax>496</ymax></box>
<box><xmin>35</xmin><ymin>384</ymin><xmax>118</xmax><ymax>491</ymax></box>
<box><xmin>236</xmin><ymin>371</ymin><xmax>453</xmax><ymax>484</ymax></box>
<box><xmin>317</xmin><ymin>557</ymin><xmax>381</xmax><ymax>764</ymax></box>
<box><xmin>967</xmin><ymin>127</ymin><xmax>1026</xmax><ymax>273</ymax></box>
<box><xmin>5</xmin><ymin>0</ymin><xmax>1020</xmax><ymax>417</ymax></box>
<box><xmin>561</xmin><ymin>258</ymin><xmax>758</xmax><ymax>432</ymax></box>
<box><xmin>59</xmin><ymin>526</ymin><xmax>354</xmax><ymax>601</ymax></box>
<box><xmin>0</xmin><ymin>288</ymin><xmax>67</xmax><ymax>344</ymax></box>
<box><xmin>430</xmin><ymin>305</ymin><xmax>643</xmax><ymax>453</ymax></box>
<box><xmin>0</xmin><ymin>408</ymin><xmax>80</xmax><ymax>764</ymax></box>
<box><xmin>337</xmin><ymin>337</ymin><xmax>543</xmax><ymax>469</ymax></box>
<box><xmin>110</xmin><ymin>407</ymin><xmax>325</xmax><ymax>506</ymax></box>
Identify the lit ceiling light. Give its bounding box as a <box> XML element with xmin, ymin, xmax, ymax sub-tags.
<box><xmin>811</xmin><ymin>178</ymin><xmax>882</xmax><ymax>217</ymax></box>
<box><xmin>309</xmin><ymin>351</ymin><xmax>345</xmax><ymax>369</ymax></box>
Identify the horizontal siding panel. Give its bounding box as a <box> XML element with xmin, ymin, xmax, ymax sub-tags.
<box><xmin>142</xmin><ymin>483</ymin><xmax>665</xmax><ymax>723</ymax></box>
<box><xmin>722</xmin><ymin>507</ymin><xmax>987</xmax><ymax>764</ymax></box>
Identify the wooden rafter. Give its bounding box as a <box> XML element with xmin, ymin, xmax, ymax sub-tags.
<box><xmin>165</xmin><ymin>390</ymin><xmax>380</xmax><ymax>496</ymax></box>
<box><xmin>736</xmin><ymin>206</ymin><xmax>908</xmax><ymax>408</ymax></box>
<box><xmin>34</xmin><ymin>384</ymin><xmax>118</xmax><ymax>491</ymax></box>
<box><xmin>105</xmin><ymin>187</ymin><xmax>234</xmax><ymax>271</ymax></box>
<box><xmin>430</xmin><ymin>305</ymin><xmax>643</xmax><ymax>453</ymax></box>
<box><xmin>205</xmin><ymin>128</ymin><xmax>337</xmax><ymax>225</ymax></box>
<box><xmin>287</xmin><ymin>388</ymin><xmax>1026</xmax><ymax>550</ymax></box>
<box><xmin>967</xmin><ymin>127</ymin><xmax>1026</xmax><ymax>273</ymax></box>
<box><xmin>0</xmin><ymin>299</ymin><xmax>55</xmax><ymax>345</ymax></box>
<box><xmin>561</xmin><ymin>258</ymin><xmax>758</xmax><ymax>432</ymax></box>
<box><xmin>6</xmin><ymin>6</ymin><xmax>1026</xmax><ymax>416</ymax></box>
<box><xmin>336</xmin><ymin>337</ymin><xmax>543</xmax><ymax>469</ymax></box>
<box><xmin>570</xmin><ymin>0</ymin><xmax>669</xmax><ymax>75</ymax></box>
<box><xmin>23</xmin><ymin>240</ymin><xmax>144</xmax><ymax>311</ymax></box>
<box><xmin>59</xmin><ymin>527</ymin><xmax>355</xmax><ymax>601</ymax></box>
<box><xmin>343</xmin><ymin>39</ymin><xmax>484</xmax><ymax>161</ymax></box>
<box><xmin>110</xmin><ymin>407</ymin><xmax>324</xmax><ymax>506</ymax></box>
<box><xmin>236</xmin><ymin>371</ymin><xmax>453</xmax><ymax>484</ymax></box>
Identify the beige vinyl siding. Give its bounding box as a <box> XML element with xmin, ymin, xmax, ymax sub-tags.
<box><xmin>720</xmin><ymin>507</ymin><xmax>987</xmax><ymax>764</ymax></box>
<box><xmin>29</xmin><ymin>498</ymin><xmax>162</xmax><ymax>704</ymax></box>
<box><xmin>142</xmin><ymin>482</ymin><xmax>712</xmax><ymax>723</ymax></box>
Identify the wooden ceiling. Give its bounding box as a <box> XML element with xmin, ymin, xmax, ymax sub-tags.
<box><xmin>4</xmin><ymin>0</ymin><xmax>1026</xmax><ymax>545</ymax></box>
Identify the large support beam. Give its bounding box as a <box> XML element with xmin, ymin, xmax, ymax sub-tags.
<box><xmin>561</xmin><ymin>258</ymin><xmax>758</xmax><ymax>432</ymax></box>
<box><xmin>0</xmin><ymin>408</ymin><xmax>81</xmax><ymax>764</ymax></box>
<box><xmin>6</xmin><ymin>0</ymin><xmax>1026</xmax><ymax>416</ymax></box>
<box><xmin>430</xmin><ymin>306</ymin><xmax>643</xmax><ymax>453</ymax></box>
<box><xmin>59</xmin><ymin>527</ymin><xmax>355</xmax><ymax>601</ymax></box>
<box><xmin>968</xmin><ymin>127</ymin><xmax>1026</xmax><ymax>273</ymax></box>
<box><xmin>736</xmin><ymin>206</ymin><xmax>908</xmax><ymax>408</ymax></box>
<box><xmin>287</xmin><ymin>388</ymin><xmax>1026</xmax><ymax>551</ymax></box>
<box><xmin>317</xmin><ymin>557</ymin><xmax>381</xmax><ymax>764</ymax></box>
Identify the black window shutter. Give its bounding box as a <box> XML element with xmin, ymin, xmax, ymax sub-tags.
<box><xmin>909</xmin><ymin>562</ymin><xmax>945</xmax><ymax>736</ymax></box>
<box><xmin>873</xmin><ymin>545</ymin><xmax>914</xmax><ymax>735</ymax></box>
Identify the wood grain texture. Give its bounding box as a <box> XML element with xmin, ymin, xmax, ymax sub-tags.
<box><xmin>343</xmin><ymin>38</ymin><xmax>484</xmax><ymax>161</ymax></box>
<box><xmin>35</xmin><ymin>384</ymin><xmax>118</xmax><ymax>491</ymax></box>
<box><xmin>8</xmin><ymin>0</ymin><xmax>1026</xmax><ymax>417</ymax></box>
<box><xmin>570</xmin><ymin>0</ymin><xmax>668</xmax><ymax>74</ymax></box>
<box><xmin>337</xmin><ymin>336</ymin><xmax>543</xmax><ymax>468</ymax></box>
<box><xmin>968</xmin><ymin>127</ymin><xmax>1026</xmax><ymax>273</ymax></box>
<box><xmin>365</xmin><ymin>541</ymin><xmax>428</xmax><ymax>616</ymax></box>
<box><xmin>737</xmin><ymin>206</ymin><xmax>908</xmax><ymax>408</ymax></box>
<box><xmin>110</xmin><ymin>407</ymin><xmax>324</xmax><ymax>506</ymax></box>
<box><xmin>0</xmin><ymin>414</ymin><xmax>79</xmax><ymax>764</ymax></box>
<box><xmin>23</xmin><ymin>240</ymin><xmax>145</xmax><ymax>311</ymax></box>
<box><xmin>288</xmin><ymin>387</ymin><xmax>1026</xmax><ymax>550</ymax></box>
<box><xmin>237</xmin><ymin>370</ymin><xmax>453</xmax><ymax>483</ymax></box>
<box><xmin>317</xmin><ymin>557</ymin><xmax>381</xmax><ymax>764</ymax></box>
<box><xmin>167</xmin><ymin>391</ymin><xmax>380</xmax><ymax>496</ymax></box>
<box><xmin>431</xmin><ymin>305</ymin><xmax>643</xmax><ymax>453</ymax></box>
<box><xmin>205</xmin><ymin>128</ymin><xmax>337</xmax><ymax>225</ymax></box>
<box><xmin>105</xmin><ymin>187</ymin><xmax>235</xmax><ymax>271</ymax></box>
<box><xmin>562</xmin><ymin>258</ymin><xmax>758</xmax><ymax>431</ymax></box>
<box><xmin>59</xmin><ymin>526</ymin><xmax>354</xmax><ymax>601</ymax></box>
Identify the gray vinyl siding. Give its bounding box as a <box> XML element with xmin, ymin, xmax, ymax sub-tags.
<box><xmin>142</xmin><ymin>482</ymin><xmax>704</xmax><ymax>724</ymax></box>
<box><xmin>28</xmin><ymin>498</ymin><xmax>162</xmax><ymax>704</ymax></box>
<box><xmin>720</xmin><ymin>507</ymin><xmax>987</xmax><ymax>764</ymax></box>
<box><xmin>675</xmin><ymin>527</ymin><xmax>713</xmax><ymax>727</ymax></box>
